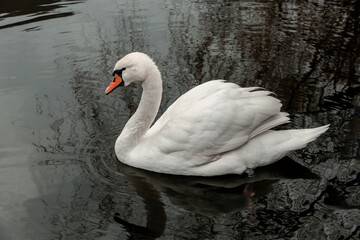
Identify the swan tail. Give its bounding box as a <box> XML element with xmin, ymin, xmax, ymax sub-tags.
<box><xmin>274</xmin><ymin>124</ymin><xmax>330</xmax><ymax>152</ymax></box>
<box><xmin>296</xmin><ymin>124</ymin><xmax>330</xmax><ymax>145</ymax></box>
<box><xmin>242</xmin><ymin>125</ymin><xmax>330</xmax><ymax>169</ymax></box>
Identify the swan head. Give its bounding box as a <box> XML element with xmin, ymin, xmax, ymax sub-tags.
<box><xmin>105</xmin><ymin>52</ymin><xmax>157</xmax><ymax>94</ymax></box>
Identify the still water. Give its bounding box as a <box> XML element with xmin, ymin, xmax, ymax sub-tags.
<box><xmin>0</xmin><ymin>0</ymin><xmax>359</xmax><ymax>239</ymax></box>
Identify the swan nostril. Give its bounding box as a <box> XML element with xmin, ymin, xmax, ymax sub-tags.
<box><xmin>112</xmin><ymin>76</ymin><xmax>116</xmax><ymax>82</ymax></box>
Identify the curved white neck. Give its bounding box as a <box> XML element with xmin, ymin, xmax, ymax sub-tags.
<box><xmin>115</xmin><ymin>67</ymin><xmax>162</xmax><ymax>158</ymax></box>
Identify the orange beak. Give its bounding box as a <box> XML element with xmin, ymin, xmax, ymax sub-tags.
<box><xmin>105</xmin><ymin>74</ymin><xmax>123</xmax><ymax>95</ymax></box>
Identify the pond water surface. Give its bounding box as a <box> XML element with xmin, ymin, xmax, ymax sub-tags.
<box><xmin>0</xmin><ymin>0</ymin><xmax>359</xmax><ymax>239</ymax></box>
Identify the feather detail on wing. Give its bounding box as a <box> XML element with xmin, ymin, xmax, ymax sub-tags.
<box><xmin>144</xmin><ymin>80</ymin><xmax>288</xmax><ymax>162</ymax></box>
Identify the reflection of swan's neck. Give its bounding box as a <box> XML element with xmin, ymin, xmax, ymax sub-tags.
<box><xmin>116</xmin><ymin>67</ymin><xmax>162</xmax><ymax>157</ymax></box>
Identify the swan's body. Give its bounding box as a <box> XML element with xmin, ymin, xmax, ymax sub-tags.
<box><xmin>105</xmin><ymin>52</ymin><xmax>329</xmax><ymax>176</ymax></box>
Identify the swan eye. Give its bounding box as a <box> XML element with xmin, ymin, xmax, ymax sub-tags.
<box><xmin>112</xmin><ymin>68</ymin><xmax>126</xmax><ymax>76</ymax></box>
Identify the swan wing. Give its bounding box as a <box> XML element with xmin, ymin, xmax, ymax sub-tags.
<box><xmin>148</xmin><ymin>80</ymin><xmax>229</xmax><ymax>134</ymax></box>
<box><xmin>145</xmin><ymin>80</ymin><xmax>288</xmax><ymax>161</ymax></box>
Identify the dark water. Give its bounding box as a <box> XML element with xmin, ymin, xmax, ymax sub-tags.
<box><xmin>0</xmin><ymin>0</ymin><xmax>359</xmax><ymax>239</ymax></box>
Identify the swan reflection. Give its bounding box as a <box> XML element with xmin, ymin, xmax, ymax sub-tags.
<box><xmin>113</xmin><ymin>157</ymin><xmax>318</xmax><ymax>239</ymax></box>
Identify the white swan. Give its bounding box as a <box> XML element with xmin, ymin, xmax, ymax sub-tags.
<box><xmin>105</xmin><ymin>52</ymin><xmax>329</xmax><ymax>176</ymax></box>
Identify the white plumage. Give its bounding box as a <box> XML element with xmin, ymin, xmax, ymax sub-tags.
<box><xmin>106</xmin><ymin>52</ymin><xmax>329</xmax><ymax>176</ymax></box>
